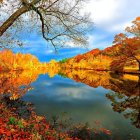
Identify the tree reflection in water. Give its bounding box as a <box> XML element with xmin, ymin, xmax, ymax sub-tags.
<box><xmin>59</xmin><ymin>69</ymin><xmax>140</xmax><ymax>129</ymax></box>
<box><xmin>106</xmin><ymin>74</ymin><xmax>140</xmax><ymax>129</ymax></box>
<box><xmin>0</xmin><ymin>65</ymin><xmax>59</xmax><ymax>100</ymax></box>
<box><xmin>0</xmin><ymin>68</ymin><xmax>140</xmax><ymax>129</ymax></box>
<box><xmin>0</xmin><ymin>70</ymin><xmax>40</xmax><ymax>100</ymax></box>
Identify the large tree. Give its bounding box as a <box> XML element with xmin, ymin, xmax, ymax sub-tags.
<box><xmin>0</xmin><ymin>0</ymin><xmax>91</xmax><ymax>48</ymax></box>
<box><xmin>111</xmin><ymin>17</ymin><xmax>140</xmax><ymax>72</ymax></box>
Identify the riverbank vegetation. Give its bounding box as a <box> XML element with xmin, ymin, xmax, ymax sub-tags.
<box><xmin>0</xmin><ymin>49</ymin><xmax>48</xmax><ymax>71</ymax></box>
<box><xmin>0</xmin><ymin>95</ymin><xmax>112</xmax><ymax>140</ymax></box>
<box><xmin>0</xmin><ymin>68</ymin><xmax>139</xmax><ymax>139</ymax></box>
<box><xmin>0</xmin><ymin>5</ymin><xmax>140</xmax><ymax>137</ymax></box>
<box><xmin>1</xmin><ymin>0</ymin><xmax>139</xmax><ymax>139</ymax></box>
<box><xmin>59</xmin><ymin>17</ymin><xmax>140</xmax><ymax>74</ymax></box>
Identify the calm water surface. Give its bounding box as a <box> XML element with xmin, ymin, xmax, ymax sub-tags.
<box><xmin>20</xmin><ymin>71</ymin><xmax>140</xmax><ymax>139</ymax></box>
<box><xmin>0</xmin><ymin>70</ymin><xmax>140</xmax><ymax>140</ymax></box>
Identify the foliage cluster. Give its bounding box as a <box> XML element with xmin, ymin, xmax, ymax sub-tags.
<box><xmin>47</xmin><ymin>59</ymin><xmax>61</xmax><ymax>77</ymax></box>
<box><xmin>0</xmin><ymin>49</ymin><xmax>48</xmax><ymax>71</ymax></box>
<box><xmin>59</xmin><ymin>17</ymin><xmax>140</xmax><ymax>73</ymax></box>
<box><xmin>59</xmin><ymin>58</ymin><xmax>68</xmax><ymax>64</ymax></box>
<box><xmin>0</xmin><ymin>70</ymin><xmax>44</xmax><ymax>100</ymax></box>
<box><xmin>0</xmin><ymin>96</ymin><xmax>72</xmax><ymax>140</ymax></box>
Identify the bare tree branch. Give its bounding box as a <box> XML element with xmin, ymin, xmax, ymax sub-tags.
<box><xmin>0</xmin><ymin>0</ymin><xmax>91</xmax><ymax>48</ymax></box>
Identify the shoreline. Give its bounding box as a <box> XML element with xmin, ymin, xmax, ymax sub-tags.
<box><xmin>61</xmin><ymin>67</ymin><xmax>140</xmax><ymax>75</ymax></box>
<box><xmin>0</xmin><ymin>67</ymin><xmax>140</xmax><ymax>75</ymax></box>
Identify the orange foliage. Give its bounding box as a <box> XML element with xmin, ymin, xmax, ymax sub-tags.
<box><xmin>113</xmin><ymin>33</ymin><xmax>126</xmax><ymax>44</ymax></box>
<box><xmin>0</xmin><ymin>49</ymin><xmax>47</xmax><ymax>71</ymax></box>
<box><xmin>74</xmin><ymin>54</ymin><xmax>84</xmax><ymax>62</ymax></box>
<box><xmin>0</xmin><ymin>70</ymin><xmax>42</xmax><ymax>100</ymax></box>
<box><xmin>111</xmin><ymin>17</ymin><xmax>140</xmax><ymax>71</ymax></box>
<box><xmin>58</xmin><ymin>16</ymin><xmax>140</xmax><ymax>73</ymax></box>
<box><xmin>59</xmin><ymin>48</ymin><xmax>111</xmax><ymax>71</ymax></box>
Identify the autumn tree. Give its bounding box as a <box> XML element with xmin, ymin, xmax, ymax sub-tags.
<box><xmin>0</xmin><ymin>49</ymin><xmax>45</xmax><ymax>70</ymax></box>
<box><xmin>0</xmin><ymin>0</ymin><xmax>91</xmax><ymax>48</ymax></box>
<box><xmin>111</xmin><ymin>17</ymin><xmax>140</xmax><ymax>71</ymax></box>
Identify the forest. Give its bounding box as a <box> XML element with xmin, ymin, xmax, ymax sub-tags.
<box><xmin>1</xmin><ymin>17</ymin><xmax>140</xmax><ymax>74</ymax></box>
<box><xmin>59</xmin><ymin>17</ymin><xmax>140</xmax><ymax>74</ymax></box>
<box><xmin>0</xmin><ymin>17</ymin><xmax>140</xmax><ymax>139</ymax></box>
<box><xmin>0</xmin><ymin>0</ymin><xmax>140</xmax><ymax>139</ymax></box>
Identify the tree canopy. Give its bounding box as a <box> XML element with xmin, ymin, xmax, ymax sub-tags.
<box><xmin>110</xmin><ymin>17</ymin><xmax>140</xmax><ymax>72</ymax></box>
<box><xmin>0</xmin><ymin>0</ymin><xmax>91</xmax><ymax>48</ymax></box>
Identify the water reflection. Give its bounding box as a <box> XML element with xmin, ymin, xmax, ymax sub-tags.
<box><xmin>59</xmin><ymin>69</ymin><xmax>140</xmax><ymax>129</ymax></box>
<box><xmin>0</xmin><ymin>70</ymin><xmax>43</xmax><ymax>100</ymax></box>
<box><xmin>106</xmin><ymin>74</ymin><xmax>140</xmax><ymax>129</ymax></box>
<box><xmin>0</xmin><ymin>68</ymin><xmax>140</xmax><ymax>135</ymax></box>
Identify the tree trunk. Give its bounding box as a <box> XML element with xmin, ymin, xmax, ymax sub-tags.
<box><xmin>0</xmin><ymin>6</ymin><xmax>30</xmax><ymax>36</ymax></box>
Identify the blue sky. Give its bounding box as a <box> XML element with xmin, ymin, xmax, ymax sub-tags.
<box><xmin>13</xmin><ymin>0</ymin><xmax>140</xmax><ymax>62</ymax></box>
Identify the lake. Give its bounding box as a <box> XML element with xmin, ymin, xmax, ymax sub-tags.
<box><xmin>0</xmin><ymin>70</ymin><xmax>140</xmax><ymax>139</ymax></box>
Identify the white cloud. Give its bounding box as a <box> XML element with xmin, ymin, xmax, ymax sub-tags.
<box><xmin>45</xmin><ymin>50</ymin><xmax>54</xmax><ymax>54</ymax></box>
<box><xmin>54</xmin><ymin>86</ymin><xmax>93</xmax><ymax>100</ymax></box>
<box><xmin>65</xmin><ymin>41</ymin><xmax>76</xmax><ymax>47</ymax></box>
<box><xmin>85</xmin><ymin>0</ymin><xmax>120</xmax><ymax>24</ymax></box>
<box><xmin>83</xmin><ymin>0</ymin><xmax>140</xmax><ymax>49</ymax></box>
<box><xmin>85</xmin><ymin>0</ymin><xmax>140</xmax><ymax>32</ymax></box>
<box><xmin>87</xmin><ymin>35</ymin><xmax>97</xmax><ymax>49</ymax></box>
<box><xmin>87</xmin><ymin>33</ymin><xmax>112</xmax><ymax>49</ymax></box>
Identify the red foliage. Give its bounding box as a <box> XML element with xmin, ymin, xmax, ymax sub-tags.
<box><xmin>88</xmin><ymin>48</ymin><xmax>100</xmax><ymax>56</ymax></box>
<box><xmin>0</xmin><ymin>96</ymin><xmax>112</xmax><ymax>140</ymax></box>
<box><xmin>0</xmin><ymin>99</ymin><xmax>72</xmax><ymax>140</ymax></box>
<box><xmin>74</xmin><ymin>54</ymin><xmax>83</xmax><ymax>62</ymax></box>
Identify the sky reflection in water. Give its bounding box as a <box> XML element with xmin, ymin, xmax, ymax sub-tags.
<box><xmin>22</xmin><ymin>73</ymin><xmax>140</xmax><ymax>139</ymax></box>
